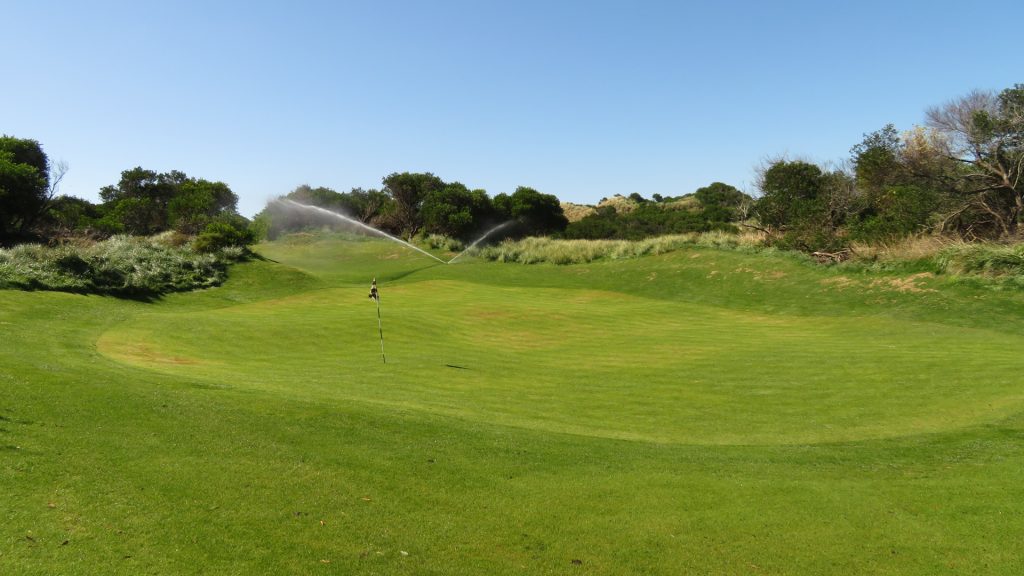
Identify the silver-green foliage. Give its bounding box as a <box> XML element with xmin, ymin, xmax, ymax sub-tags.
<box><xmin>0</xmin><ymin>234</ymin><xmax>230</xmax><ymax>295</ymax></box>
<box><xmin>424</xmin><ymin>233</ymin><xmax>464</xmax><ymax>251</ymax></box>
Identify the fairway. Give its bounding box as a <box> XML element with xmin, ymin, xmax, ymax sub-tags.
<box><xmin>4</xmin><ymin>236</ymin><xmax>1024</xmax><ymax>574</ymax></box>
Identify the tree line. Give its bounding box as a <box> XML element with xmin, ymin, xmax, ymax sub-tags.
<box><xmin>257</xmin><ymin>172</ymin><xmax>569</xmax><ymax>241</ymax></box>
<box><xmin>4</xmin><ymin>82</ymin><xmax>1020</xmax><ymax>254</ymax></box>
<box><xmin>0</xmin><ymin>138</ymin><xmax>252</xmax><ymax>251</ymax></box>
<box><xmin>753</xmin><ymin>83</ymin><xmax>1024</xmax><ymax>251</ymax></box>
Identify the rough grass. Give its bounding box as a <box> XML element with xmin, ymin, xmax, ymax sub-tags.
<box><xmin>0</xmin><ymin>233</ymin><xmax>242</xmax><ymax>297</ymax></box>
<box><xmin>4</xmin><ymin>235</ymin><xmax>1024</xmax><ymax>574</ymax></box>
<box><xmin>476</xmin><ymin>230</ymin><xmax>766</xmax><ymax>264</ymax></box>
<box><xmin>846</xmin><ymin>235</ymin><xmax>1024</xmax><ymax>286</ymax></box>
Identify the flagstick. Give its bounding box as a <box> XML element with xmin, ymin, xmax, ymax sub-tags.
<box><xmin>376</xmin><ymin>293</ymin><xmax>386</xmax><ymax>364</ymax></box>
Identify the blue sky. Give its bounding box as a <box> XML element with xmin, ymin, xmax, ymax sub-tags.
<box><xmin>4</xmin><ymin>0</ymin><xmax>1021</xmax><ymax>216</ymax></box>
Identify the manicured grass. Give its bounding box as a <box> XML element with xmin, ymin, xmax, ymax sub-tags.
<box><xmin>3</xmin><ymin>234</ymin><xmax>1024</xmax><ymax>574</ymax></box>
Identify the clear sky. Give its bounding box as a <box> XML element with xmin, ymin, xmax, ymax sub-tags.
<box><xmin>4</xmin><ymin>0</ymin><xmax>1022</xmax><ymax>216</ymax></box>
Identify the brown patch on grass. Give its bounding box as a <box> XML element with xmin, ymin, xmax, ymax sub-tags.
<box><xmin>646</xmin><ymin>272</ymin><xmax>657</xmax><ymax>281</ymax></box>
<box><xmin>870</xmin><ymin>272</ymin><xmax>937</xmax><ymax>293</ymax></box>
<box><xmin>381</xmin><ymin>253</ymin><xmax>402</xmax><ymax>260</ymax></box>
<box><xmin>470</xmin><ymin>310</ymin><xmax>515</xmax><ymax>320</ymax></box>
<box><xmin>733</xmin><ymin>266</ymin><xmax>785</xmax><ymax>281</ymax></box>
<box><xmin>821</xmin><ymin>276</ymin><xmax>858</xmax><ymax>289</ymax></box>
<box><xmin>99</xmin><ymin>340</ymin><xmax>201</xmax><ymax>366</ymax></box>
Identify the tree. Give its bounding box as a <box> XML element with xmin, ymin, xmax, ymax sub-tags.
<box><xmin>100</xmin><ymin>168</ymin><xmax>239</xmax><ymax>236</ymax></box>
<box><xmin>421</xmin><ymin>182</ymin><xmax>494</xmax><ymax>238</ymax></box>
<box><xmin>693</xmin><ymin>182</ymin><xmax>751</xmax><ymax>221</ymax></box>
<box><xmin>493</xmin><ymin>186</ymin><xmax>568</xmax><ymax>236</ymax></box>
<box><xmin>43</xmin><ymin>195</ymin><xmax>105</xmax><ymax>235</ymax></box>
<box><xmin>920</xmin><ymin>85</ymin><xmax>1024</xmax><ymax>238</ymax></box>
<box><xmin>0</xmin><ymin>136</ymin><xmax>50</xmax><ymax>242</ymax></box>
<box><xmin>755</xmin><ymin>160</ymin><xmax>825</xmax><ymax>231</ymax></box>
<box><xmin>755</xmin><ymin>160</ymin><xmax>852</xmax><ymax>250</ymax></box>
<box><xmin>846</xmin><ymin>125</ymin><xmax>943</xmax><ymax>241</ymax></box>
<box><xmin>100</xmin><ymin>168</ymin><xmax>179</xmax><ymax>234</ymax></box>
<box><xmin>342</xmin><ymin>188</ymin><xmax>392</xmax><ymax>224</ymax></box>
<box><xmin>168</xmin><ymin>179</ymin><xmax>238</xmax><ymax>234</ymax></box>
<box><xmin>381</xmin><ymin>172</ymin><xmax>444</xmax><ymax>238</ymax></box>
<box><xmin>850</xmin><ymin>124</ymin><xmax>905</xmax><ymax>192</ymax></box>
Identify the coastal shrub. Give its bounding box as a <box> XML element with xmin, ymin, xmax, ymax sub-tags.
<box><xmin>424</xmin><ymin>234</ymin><xmax>464</xmax><ymax>251</ymax></box>
<box><xmin>0</xmin><ymin>235</ymin><xmax>230</xmax><ymax>296</ymax></box>
<box><xmin>193</xmin><ymin>220</ymin><xmax>255</xmax><ymax>254</ymax></box>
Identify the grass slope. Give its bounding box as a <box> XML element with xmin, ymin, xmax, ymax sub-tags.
<box><xmin>3</xmin><ymin>234</ymin><xmax>1024</xmax><ymax>574</ymax></box>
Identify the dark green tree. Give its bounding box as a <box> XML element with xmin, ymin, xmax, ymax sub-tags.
<box><xmin>168</xmin><ymin>179</ymin><xmax>238</xmax><ymax>234</ymax></box>
<box><xmin>421</xmin><ymin>182</ymin><xmax>494</xmax><ymax>238</ymax></box>
<box><xmin>850</xmin><ymin>124</ymin><xmax>905</xmax><ymax>192</ymax></box>
<box><xmin>693</xmin><ymin>182</ymin><xmax>751</xmax><ymax>220</ymax></box>
<box><xmin>381</xmin><ymin>172</ymin><xmax>444</xmax><ymax>237</ymax></box>
<box><xmin>755</xmin><ymin>160</ymin><xmax>854</xmax><ymax>250</ymax></box>
<box><xmin>0</xmin><ymin>136</ymin><xmax>50</xmax><ymax>242</ymax></box>
<box><xmin>100</xmin><ymin>168</ymin><xmax>180</xmax><ymax>234</ymax></box>
<box><xmin>846</xmin><ymin>125</ymin><xmax>943</xmax><ymax>241</ymax></box>
<box><xmin>43</xmin><ymin>196</ymin><xmax>105</xmax><ymax>234</ymax></box>
<box><xmin>100</xmin><ymin>168</ymin><xmax>239</xmax><ymax>236</ymax></box>
<box><xmin>755</xmin><ymin>161</ymin><xmax>825</xmax><ymax>231</ymax></box>
<box><xmin>493</xmin><ymin>186</ymin><xmax>568</xmax><ymax>236</ymax></box>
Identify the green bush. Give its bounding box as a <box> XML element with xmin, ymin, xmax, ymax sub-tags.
<box><xmin>192</xmin><ymin>221</ymin><xmax>255</xmax><ymax>254</ymax></box>
<box><xmin>424</xmin><ymin>234</ymin><xmax>464</xmax><ymax>251</ymax></box>
<box><xmin>848</xmin><ymin>185</ymin><xmax>941</xmax><ymax>242</ymax></box>
<box><xmin>0</xmin><ymin>235</ymin><xmax>231</xmax><ymax>296</ymax></box>
<box><xmin>563</xmin><ymin>203</ymin><xmax>738</xmax><ymax>240</ymax></box>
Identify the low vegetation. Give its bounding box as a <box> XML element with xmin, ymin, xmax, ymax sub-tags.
<box><xmin>477</xmin><ymin>230</ymin><xmax>765</xmax><ymax>264</ymax></box>
<box><xmin>753</xmin><ymin>83</ymin><xmax>1024</xmax><ymax>250</ymax></box>
<box><xmin>0</xmin><ymin>233</ymin><xmax>244</xmax><ymax>296</ymax></box>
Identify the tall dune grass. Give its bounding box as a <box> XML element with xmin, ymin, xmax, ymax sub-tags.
<box><xmin>475</xmin><ymin>230</ymin><xmax>766</xmax><ymax>264</ymax></box>
<box><xmin>845</xmin><ymin>234</ymin><xmax>1024</xmax><ymax>285</ymax></box>
<box><xmin>0</xmin><ymin>233</ymin><xmax>239</xmax><ymax>296</ymax></box>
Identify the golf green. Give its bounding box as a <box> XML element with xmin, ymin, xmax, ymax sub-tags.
<box><xmin>4</xmin><ymin>236</ymin><xmax>1024</xmax><ymax>574</ymax></box>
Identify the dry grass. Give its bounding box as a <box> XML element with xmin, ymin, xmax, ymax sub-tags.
<box><xmin>850</xmin><ymin>234</ymin><xmax>962</xmax><ymax>262</ymax></box>
<box><xmin>560</xmin><ymin>202</ymin><xmax>597</xmax><ymax>222</ymax></box>
<box><xmin>476</xmin><ymin>230</ymin><xmax>766</xmax><ymax>264</ymax></box>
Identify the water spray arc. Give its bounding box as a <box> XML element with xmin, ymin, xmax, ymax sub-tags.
<box><xmin>278</xmin><ymin>199</ymin><xmax>447</xmax><ymax>264</ymax></box>
<box><xmin>448</xmin><ymin>221</ymin><xmax>515</xmax><ymax>264</ymax></box>
<box><xmin>277</xmin><ymin>199</ymin><xmax>512</xmax><ymax>265</ymax></box>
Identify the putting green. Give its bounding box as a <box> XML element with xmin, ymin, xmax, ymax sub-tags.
<box><xmin>10</xmin><ymin>236</ymin><xmax>1024</xmax><ymax>574</ymax></box>
<box><xmin>97</xmin><ymin>277</ymin><xmax>1024</xmax><ymax>445</ymax></box>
